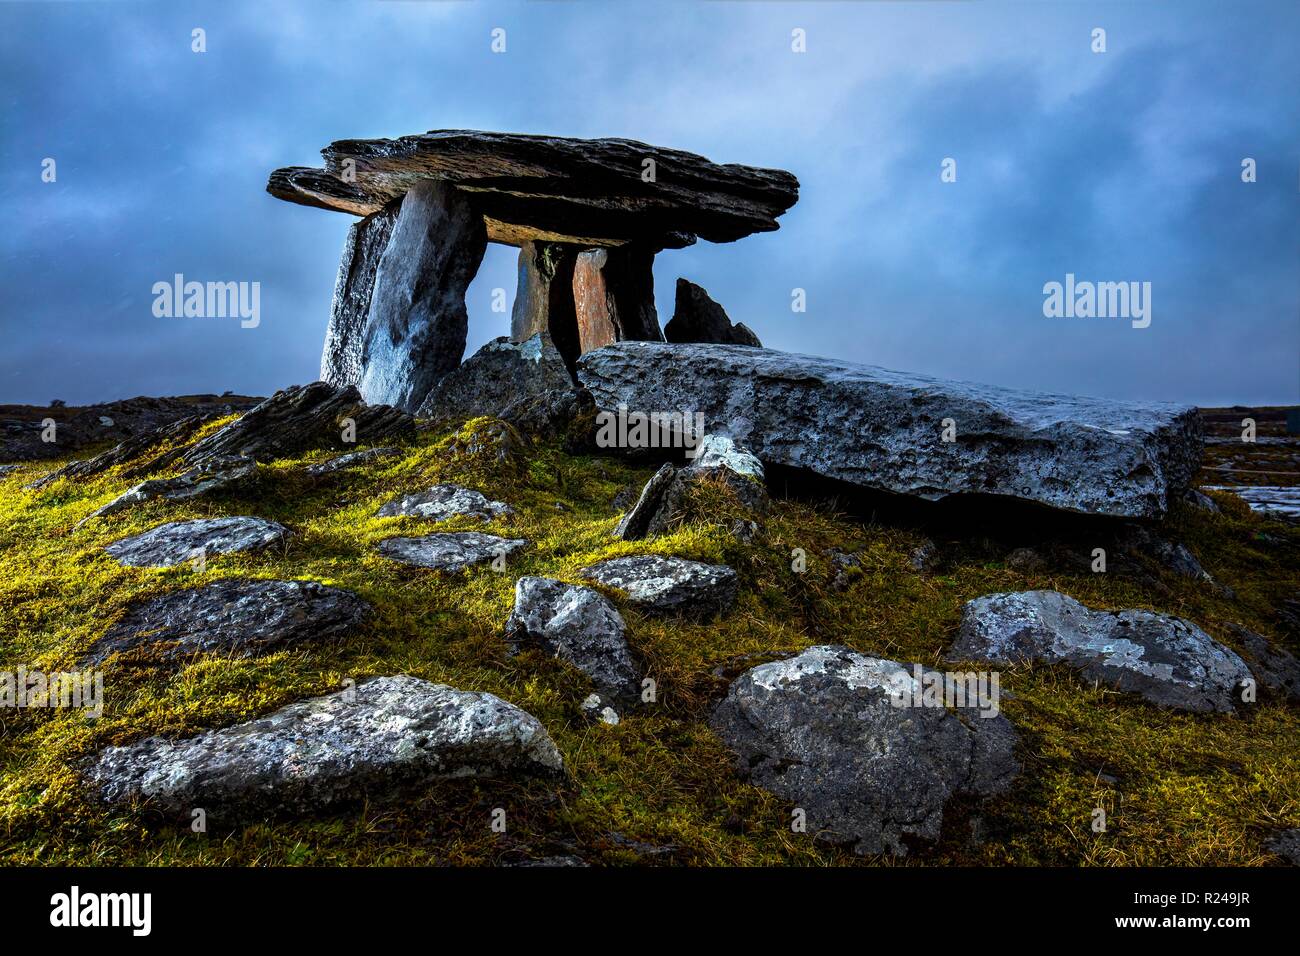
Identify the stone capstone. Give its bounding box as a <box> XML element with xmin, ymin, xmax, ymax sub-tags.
<box><xmin>268</xmin><ymin>129</ymin><xmax>799</xmax><ymax>249</ymax></box>
<box><xmin>86</xmin><ymin>675</ymin><xmax>563</xmax><ymax>822</ymax></box>
<box><xmin>577</xmin><ymin>342</ymin><xmax>1202</xmax><ymax>519</ymax></box>
<box><xmin>710</xmin><ymin>645</ymin><xmax>1020</xmax><ymax>856</ymax></box>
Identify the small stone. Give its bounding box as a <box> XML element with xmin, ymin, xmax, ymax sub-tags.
<box><xmin>377</xmin><ymin>532</ymin><xmax>526</xmax><ymax>571</ymax></box>
<box><xmin>909</xmin><ymin>538</ymin><xmax>939</xmax><ymax>573</ymax></box>
<box><xmin>305</xmin><ymin>446</ymin><xmax>401</xmax><ymax>476</ymax></box>
<box><xmin>98</xmin><ymin>416</ymin><xmax>114</xmax><ymax>427</ymax></box>
<box><xmin>579</xmin><ymin>555</ymin><xmax>738</xmax><ymax>618</ymax></box>
<box><xmin>105</xmin><ymin>517</ymin><xmax>290</xmax><ymax>568</ymax></box>
<box><xmin>826</xmin><ymin>549</ymin><xmax>862</xmax><ymax>592</ymax></box>
<box><xmin>950</xmin><ymin>590</ymin><xmax>1254</xmax><ymax>713</ymax></box>
<box><xmin>85</xmin><ymin>675</ymin><xmax>562</xmax><ymax>822</ymax></box>
<box><xmin>376</xmin><ymin>484</ymin><xmax>513</xmax><ymax>522</ymax></box>
<box><xmin>81</xmin><ymin>579</ymin><xmax>370</xmax><ymax>666</ymax></box>
<box><xmin>1005</xmin><ymin>547</ymin><xmax>1047</xmax><ymax>573</ymax></box>
<box><xmin>506</xmin><ymin>576</ymin><xmax>639</xmax><ymax>705</ymax></box>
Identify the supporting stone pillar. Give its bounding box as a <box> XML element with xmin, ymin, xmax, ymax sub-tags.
<box><xmin>320</xmin><ymin>200</ymin><xmax>399</xmax><ymax>388</ymax></box>
<box><xmin>357</xmin><ymin>180</ymin><xmax>487</xmax><ymax>412</ymax></box>
<box><xmin>511</xmin><ymin>240</ymin><xmax>581</xmax><ymax>369</ymax></box>
<box><xmin>572</xmin><ymin>245</ymin><xmax>663</xmax><ymax>353</ymax></box>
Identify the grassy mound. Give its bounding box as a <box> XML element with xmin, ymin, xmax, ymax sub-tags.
<box><xmin>1</xmin><ymin>416</ymin><xmax>1297</xmax><ymax>866</ymax></box>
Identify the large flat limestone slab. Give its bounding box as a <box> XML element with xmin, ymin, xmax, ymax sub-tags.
<box><xmin>577</xmin><ymin>343</ymin><xmax>1202</xmax><ymax>519</ymax></box>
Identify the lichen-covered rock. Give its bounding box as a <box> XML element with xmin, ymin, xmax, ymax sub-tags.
<box><xmin>579</xmin><ymin>555</ymin><xmax>738</xmax><ymax>618</ymax></box>
<box><xmin>304</xmin><ymin>446</ymin><xmax>402</xmax><ymax>476</ymax></box>
<box><xmin>183</xmin><ymin>382</ymin><xmax>413</xmax><ymax>469</ymax></box>
<box><xmin>105</xmin><ymin>517</ymin><xmax>289</xmax><ymax>568</ymax></box>
<box><xmin>505</xmin><ymin>577</ymin><xmax>639</xmax><ymax>705</ymax></box>
<box><xmin>80</xmin><ymin>456</ymin><xmax>258</xmax><ymax>524</ymax></box>
<box><xmin>28</xmin><ymin>413</ymin><xmax>212</xmax><ymax>489</ymax></box>
<box><xmin>415</xmin><ymin>334</ymin><xmax>574</xmax><ymax>423</ymax></box>
<box><xmin>664</xmin><ymin>278</ymin><xmax>761</xmax><ymax>347</ymax></box>
<box><xmin>710</xmin><ymin>645</ymin><xmax>1019</xmax><ymax>856</ymax></box>
<box><xmin>358</xmin><ymin>181</ymin><xmax>487</xmax><ymax>412</ymax></box>
<box><xmin>951</xmin><ymin>590</ymin><xmax>1254</xmax><ymax>713</ymax></box>
<box><xmin>81</xmin><ymin>579</ymin><xmax>370</xmax><ymax>666</ymax></box>
<box><xmin>377</xmin><ymin>532</ymin><xmax>526</xmax><ymax>571</ymax></box>
<box><xmin>578</xmin><ymin>342</ymin><xmax>1202</xmax><ymax>519</ymax></box>
<box><xmin>376</xmin><ymin>484</ymin><xmax>514</xmax><ymax>522</ymax></box>
<box><xmin>85</xmin><ymin>675</ymin><xmax>563</xmax><ymax>822</ymax></box>
<box><xmin>1265</xmin><ymin>829</ymin><xmax>1300</xmax><ymax>866</ymax></box>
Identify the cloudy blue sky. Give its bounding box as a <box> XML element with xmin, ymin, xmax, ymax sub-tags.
<box><xmin>2</xmin><ymin>0</ymin><xmax>1297</xmax><ymax>407</ymax></box>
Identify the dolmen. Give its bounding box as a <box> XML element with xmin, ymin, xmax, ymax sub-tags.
<box><xmin>268</xmin><ymin>129</ymin><xmax>799</xmax><ymax>412</ymax></box>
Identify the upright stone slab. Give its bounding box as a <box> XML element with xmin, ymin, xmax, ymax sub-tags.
<box><xmin>321</xmin><ymin>201</ymin><xmax>399</xmax><ymax>387</ymax></box>
<box><xmin>573</xmin><ymin>246</ymin><xmax>663</xmax><ymax>353</ymax></box>
<box><xmin>511</xmin><ymin>241</ymin><xmax>581</xmax><ymax>368</ymax></box>
<box><xmin>359</xmin><ymin>181</ymin><xmax>487</xmax><ymax>412</ymax></box>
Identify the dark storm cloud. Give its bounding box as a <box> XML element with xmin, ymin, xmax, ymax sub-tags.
<box><xmin>1</xmin><ymin>0</ymin><xmax>1296</xmax><ymax>406</ymax></box>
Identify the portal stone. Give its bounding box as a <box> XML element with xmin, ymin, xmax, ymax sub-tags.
<box><xmin>573</xmin><ymin>246</ymin><xmax>663</xmax><ymax>353</ymax></box>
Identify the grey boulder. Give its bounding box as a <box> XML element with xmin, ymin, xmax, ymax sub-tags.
<box><xmin>1226</xmin><ymin>624</ymin><xmax>1300</xmax><ymax>704</ymax></box>
<box><xmin>416</xmin><ymin>333</ymin><xmax>575</xmax><ymax>423</ymax></box>
<box><xmin>577</xmin><ymin>343</ymin><xmax>1201</xmax><ymax>519</ymax></box>
<box><xmin>710</xmin><ymin>645</ymin><xmax>1019</xmax><ymax>856</ymax></box>
<box><xmin>377</xmin><ymin>532</ymin><xmax>526</xmax><ymax>571</ymax></box>
<box><xmin>81</xmin><ymin>579</ymin><xmax>370</xmax><ymax>666</ymax></box>
<box><xmin>86</xmin><ymin>675</ymin><xmax>563</xmax><ymax>822</ymax></box>
<box><xmin>950</xmin><ymin>590</ymin><xmax>1254</xmax><ymax>713</ymax></box>
<box><xmin>105</xmin><ymin>517</ymin><xmax>290</xmax><ymax>568</ymax></box>
<box><xmin>376</xmin><ymin>484</ymin><xmax>513</xmax><ymax>522</ymax></box>
<box><xmin>579</xmin><ymin>555</ymin><xmax>738</xmax><ymax>618</ymax></box>
<box><xmin>505</xmin><ymin>576</ymin><xmax>640</xmax><ymax>706</ymax></box>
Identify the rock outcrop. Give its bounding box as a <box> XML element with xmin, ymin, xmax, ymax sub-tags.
<box><xmin>664</xmin><ymin>279</ymin><xmax>761</xmax><ymax>347</ymax></box>
<box><xmin>86</xmin><ymin>675</ymin><xmax>562</xmax><ymax>822</ymax></box>
<box><xmin>376</xmin><ymin>484</ymin><xmax>514</xmax><ymax>522</ymax></box>
<box><xmin>950</xmin><ymin>591</ymin><xmax>1254</xmax><ymax>713</ymax></box>
<box><xmin>415</xmin><ymin>334</ymin><xmax>575</xmax><ymax>424</ymax></box>
<box><xmin>182</xmin><ymin>382</ymin><xmax>412</xmax><ymax>469</ymax></box>
<box><xmin>505</xmin><ymin>577</ymin><xmax>640</xmax><ymax>708</ymax></box>
<box><xmin>81</xmin><ymin>579</ymin><xmax>370</xmax><ymax>666</ymax></box>
<box><xmin>105</xmin><ymin>517</ymin><xmax>290</xmax><ymax>568</ymax></box>
<box><xmin>579</xmin><ymin>555</ymin><xmax>738</xmax><ymax>618</ymax></box>
<box><xmin>711</xmin><ymin>646</ymin><xmax>1019</xmax><ymax>856</ymax></box>
<box><xmin>578</xmin><ymin>343</ymin><xmax>1202</xmax><ymax>519</ymax></box>
<box><xmin>376</xmin><ymin>532</ymin><xmax>526</xmax><ymax>571</ymax></box>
